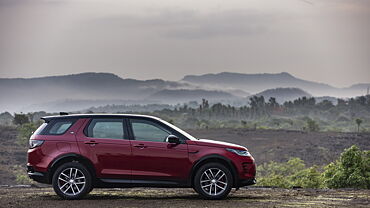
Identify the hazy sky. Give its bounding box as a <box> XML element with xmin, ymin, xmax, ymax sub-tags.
<box><xmin>0</xmin><ymin>0</ymin><xmax>369</xmax><ymax>87</ymax></box>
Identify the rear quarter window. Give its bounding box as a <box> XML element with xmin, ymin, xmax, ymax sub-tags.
<box><xmin>33</xmin><ymin>123</ymin><xmax>48</xmax><ymax>135</ymax></box>
<box><xmin>39</xmin><ymin>119</ymin><xmax>76</xmax><ymax>135</ymax></box>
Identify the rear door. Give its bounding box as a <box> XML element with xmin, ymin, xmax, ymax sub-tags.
<box><xmin>76</xmin><ymin>118</ymin><xmax>131</xmax><ymax>179</ymax></box>
<box><xmin>128</xmin><ymin>118</ymin><xmax>190</xmax><ymax>183</ymax></box>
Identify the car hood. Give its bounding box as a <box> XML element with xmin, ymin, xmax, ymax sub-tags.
<box><xmin>195</xmin><ymin>139</ymin><xmax>246</xmax><ymax>150</ymax></box>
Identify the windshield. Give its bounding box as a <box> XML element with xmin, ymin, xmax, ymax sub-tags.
<box><xmin>158</xmin><ymin>118</ymin><xmax>198</xmax><ymax>140</ymax></box>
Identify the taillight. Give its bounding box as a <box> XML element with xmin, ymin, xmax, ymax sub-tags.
<box><xmin>29</xmin><ymin>140</ymin><xmax>44</xmax><ymax>149</ymax></box>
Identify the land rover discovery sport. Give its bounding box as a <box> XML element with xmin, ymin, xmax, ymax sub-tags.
<box><xmin>27</xmin><ymin>114</ymin><xmax>256</xmax><ymax>199</ymax></box>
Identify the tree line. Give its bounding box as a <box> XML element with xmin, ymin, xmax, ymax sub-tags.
<box><xmin>1</xmin><ymin>95</ymin><xmax>369</xmax><ymax>132</ymax></box>
<box><xmin>151</xmin><ymin>95</ymin><xmax>370</xmax><ymax>131</ymax></box>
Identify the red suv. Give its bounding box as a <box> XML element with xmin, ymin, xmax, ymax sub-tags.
<box><xmin>27</xmin><ymin>114</ymin><xmax>256</xmax><ymax>199</ymax></box>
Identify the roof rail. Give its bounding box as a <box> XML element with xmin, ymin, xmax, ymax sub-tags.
<box><xmin>59</xmin><ymin>112</ymin><xmax>69</xmax><ymax>116</ymax></box>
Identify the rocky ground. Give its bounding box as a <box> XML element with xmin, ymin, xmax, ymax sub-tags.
<box><xmin>0</xmin><ymin>187</ymin><xmax>369</xmax><ymax>208</ymax></box>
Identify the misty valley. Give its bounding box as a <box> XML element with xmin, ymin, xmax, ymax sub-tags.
<box><xmin>0</xmin><ymin>72</ymin><xmax>369</xmax><ymax>190</ymax></box>
<box><xmin>1</xmin><ymin>0</ymin><xmax>369</xmax><ymax>206</ymax></box>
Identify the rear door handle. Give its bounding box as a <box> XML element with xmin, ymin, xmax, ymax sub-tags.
<box><xmin>133</xmin><ymin>144</ymin><xmax>147</xmax><ymax>149</ymax></box>
<box><xmin>85</xmin><ymin>140</ymin><xmax>99</xmax><ymax>145</ymax></box>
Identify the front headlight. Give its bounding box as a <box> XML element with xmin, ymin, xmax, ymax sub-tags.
<box><xmin>226</xmin><ymin>148</ymin><xmax>251</xmax><ymax>156</ymax></box>
<box><xmin>29</xmin><ymin>140</ymin><xmax>44</xmax><ymax>149</ymax></box>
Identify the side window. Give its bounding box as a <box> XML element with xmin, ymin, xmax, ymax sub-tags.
<box><xmin>87</xmin><ymin>118</ymin><xmax>125</xmax><ymax>139</ymax></box>
<box><xmin>131</xmin><ymin>119</ymin><xmax>171</xmax><ymax>142</ymax></box>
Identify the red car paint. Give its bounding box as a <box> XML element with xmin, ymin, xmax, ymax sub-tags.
<box><xmin>27</xmin><ymin>114</ymin><xmax>256</xmax><ymax>199</ymax></box>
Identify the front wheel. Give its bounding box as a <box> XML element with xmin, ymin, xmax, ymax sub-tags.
<box><xmin>52</xmin><ymin>162</ymin><xmax>93</xmax><ymax>199</ymax></box>
<box><xmin>193</xmin><ymin>163</ymin><xmax>233</xmax><ymax>199</ymax></box>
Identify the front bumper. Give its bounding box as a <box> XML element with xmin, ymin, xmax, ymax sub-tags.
<box><xmin>237</xmin><ymin>178</ymin><xmax>256</xmax><ymax>187</ymax></box>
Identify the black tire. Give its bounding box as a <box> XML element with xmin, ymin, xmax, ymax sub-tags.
<box><xmin>193</xmin><ymin>162</ymin><xmax>233</xmax><ymax>200</ymax></box>
<box><xmin>52</xmin><ymin>162</ymin><xmax>93</xmax><ymax>200</ymax></box>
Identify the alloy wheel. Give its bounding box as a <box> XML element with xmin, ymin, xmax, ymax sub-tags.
<box><xmin>57</xmin><ymin>168</ymin><xmax>86</xmax><ymax>196</ymax></box>
<box><xmin>200</xmin><ymin>168</ymin><xmax>228</xmax><ymax>196</ymax></box>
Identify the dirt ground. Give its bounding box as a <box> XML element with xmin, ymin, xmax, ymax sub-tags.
<box><xmin>0</xmin><ymin>187</ymin><xmax>369</xmax><ymax>208</ymax></box>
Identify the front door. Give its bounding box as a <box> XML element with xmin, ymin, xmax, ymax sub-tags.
<box><xmin>77</xmin><ymin>118</ymin><xmax>131</xmax><ymax>179</ymax></box>
<box><xmin>129</xmin><ymin>118</ymin><xmax>190</xmax><ymax>183</ymax></box>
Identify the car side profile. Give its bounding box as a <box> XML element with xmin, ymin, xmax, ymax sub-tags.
<box><xmin>27</xmin><ymin>114</ymin><xmax>256</xmax><ymax>200</ymax></box>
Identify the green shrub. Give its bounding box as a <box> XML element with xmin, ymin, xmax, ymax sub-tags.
<box><xmin>13</xmin><ymin>165</ymin><xmax>34</xmax><ymax>184</ymax></box>
<box><xmin>322</xmin><ymin>145</ymin><xmax>370</xmax><ymax>188</ymax></box>
<box><xmin>258</xmin><ymin>174</ymin><xmax>291</xmax><ymax>188</ymax></box>
<box><xmin>258</xmin><ymin>146</ymin><xmax>370</xmax><ymax>189</ymax></box>
<box><xmin>291</xmin><ymin>166</ymin><xmax>323</xmax><ymax>188</ymax></box>
<box><xmin>17</xmin><ymin>122</ymin><xmax>39</xmax><ymax>146</ymax></box>
<box><xmin>257</xmin><ymin>158</ymin><xmax>323</xmax><ymax>188</ymax></box>
<box><xmin>13</xmin><ymin>113</ymin><xmax>30</xmax><ymax>125</ymax></box>
<box><xmin>305</xmin><ymin>118</ymin><xmax>320</xmax><ymax>132</ymax></box>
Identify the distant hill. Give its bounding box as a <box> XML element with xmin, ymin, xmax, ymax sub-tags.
<box><xmin>0</xmin><ymin>72</ymin><xmax>368</xmax><ymax>112</ymax></box>
<box><xmin>149</xmin><ymin>89</ymin><xmax>238</xmax><ymax>103</ymax></box>
<box><xmin>182</xmin><ymin>72</ymin><xmax>368</xmax><ymax>97</ymax></box>
<box><xmin>346</xmin><ymin>83</ymin><xmax>370</xmax><ymax>94</ymax></box>
<box><xmin>0</xmin><ymin>72</ymin><xmax>241</xmax><ymax>112</ymax></box>
<box><xmin>23</xmin><ymin>99</ymin><xmax>164</xmax><ymax>113</ymax></box>
<box><xmin>347</xmin><ymin>83</ymin><xmax>370</xmax><ymax>90</ymax></box>
<box><xmin>0</xmin><ymin>72</ymin><xmax>185</xmax><ymax>112</ymax></box>
<box><xmin>224</xmin><ymin>89</ymin><xmax>250</xmax><ymax>97</ymax></box>
<box><xmin>254</xmin><ymin>88</ymin><xmax>311</xmax><ymax>103</ymax></box>
<box><xmin>86</xmin><ymin>104</ymin><xmax>175</xmax><ymax>113</ymax></box>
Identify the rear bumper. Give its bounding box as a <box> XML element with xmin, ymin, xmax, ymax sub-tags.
<box><xmin>27</xmin><ymin>165</ymin><xmax>49</xmax><ymax>184</ymax></box>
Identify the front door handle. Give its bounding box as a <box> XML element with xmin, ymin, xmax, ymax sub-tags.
<box><xmin>133</xmin><ymin>144</ymin><xmax>147</xmax><ymax>149</ymax></box>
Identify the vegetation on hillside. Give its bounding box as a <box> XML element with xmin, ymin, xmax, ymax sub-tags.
<box><xmin>147</xmin><ymin>95</ymin><xmax>370</xmax><ymax>132</ymax></box>
<box><xmin>1</xmin><ymin>95</ymin><xmax>369</xmax><ymax>132</ymax></box>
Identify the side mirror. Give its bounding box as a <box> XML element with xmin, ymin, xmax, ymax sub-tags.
<box><xmin>166</xmin><ymin>135</ymin><xmax>180</xmax><ymax>144</ymax></box>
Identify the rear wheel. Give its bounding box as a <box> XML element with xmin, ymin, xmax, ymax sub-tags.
<box><xmin>52</xmin><ymin>162</ymin><xmax>93</xmax><ymax>199</ymax></box>
<box><xmin>193</xmin><ymin>163</ymin><xmax>233</xmax><ymax>200</ymax></box>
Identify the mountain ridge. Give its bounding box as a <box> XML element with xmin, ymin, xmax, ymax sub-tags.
<box><xmin>0</xmin><ymin>72</ymin><xmax>368</xmax><ymax>112</ymax></box>
<box><xmin>181</xmin><ymin>72</ymin><xmax>367</xmax><ymax>97</ymax></box>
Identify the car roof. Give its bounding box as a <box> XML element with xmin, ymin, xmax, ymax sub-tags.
<box><xmin>41</xmin><ymin>113</ymin><xmax>159</xmax><ymax>122</ymax></box>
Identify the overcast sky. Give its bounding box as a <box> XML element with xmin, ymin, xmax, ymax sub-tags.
<box><xmin>0</xmin><ymin>0</ymin><xmax>369</xmax><ymax>87</ymax></box>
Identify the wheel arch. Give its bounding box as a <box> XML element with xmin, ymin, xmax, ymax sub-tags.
<box><xmin>47</xmin><ymin>153</ymin><xmax>96</xmax><ymax>184</ymax></box>
<box><xmin>189</xmin><ymin>154</ymin><xmax>239</xmax><ymax>187</ymax></box>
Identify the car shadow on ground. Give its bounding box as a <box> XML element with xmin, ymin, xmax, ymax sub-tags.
<box><xmin>40</xmin><ymin>194</ymin><xmax>269</xmax><ymax>201</ymax></box>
